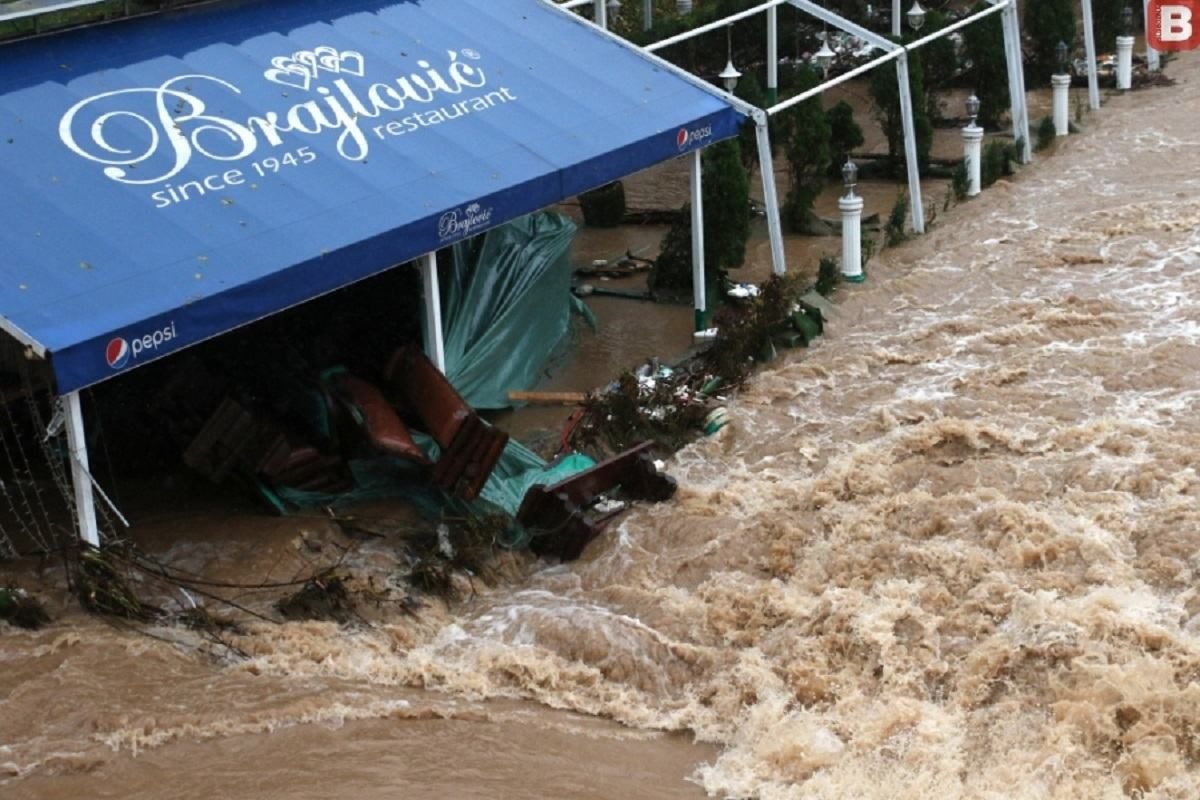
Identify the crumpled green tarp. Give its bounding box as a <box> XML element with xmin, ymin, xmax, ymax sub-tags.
<box><xmin>441</xmin><ymin>211</ymin><xmax>594</xmax><ymax>410</ymax></box>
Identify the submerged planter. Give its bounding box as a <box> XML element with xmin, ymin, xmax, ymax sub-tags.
<box><xmin>579</xmin><ymin>181</ymin><xmax>627</xmax><ymax>228</ymax></box>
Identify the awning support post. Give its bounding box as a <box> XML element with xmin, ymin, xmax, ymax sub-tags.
<box><xmin>63</xmin><ymin>392</ymin><xmax>99</xmax><ymax>548</ymax></box>
<box><xmin>1001</xmin><ymin>0</ymin><xmax>1032</xmax><ymax>163</ymax></box>
<box><xmin>1144</xmin><ymin>0</ymin><xmax>1160</xmax><ymax>71</ymax></box>
<box><xmin>643</xmin><ymin>0</ymin><xmax>652</xmax><ymax>32</ymax></box>
<box><xmin>767</xmin><ymin>4</ymin><xmax>779</xmax><ymax>104</ymax></box>
<box><xmin>755</xmin><ymin>116</ymin><xmax>787</xmax><ymax>275</ymax></box>
<box><xmin>420</xmin><ymin>252</ymin><xmax>447</xmax><ymax>373</ymax></box>
<box><xmin>690</xmin><ymin>148</ymin><xmax>707</xmax><ymax>332</ymax></box>
<box><xmin>594</xmin><ymin>0</ymin><xmax>607</xmax><ymax>30</ymax></box>
<box><xmin>1081</xmin><ymin>0</ymin><xmax>1101</xmax><ymax>109</ymax></box>
<box><xmin>895</xmin><ymin>53</ymin><xmax>926</xmax><ymax>234</ymax></box>
<box><xmin>892</xmin><ymin>0</ymin><xmax>901</xmax><ymax>37</ymax></box>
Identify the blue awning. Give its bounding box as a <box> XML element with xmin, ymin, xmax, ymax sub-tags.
<box><xmin>0</xmin><ymin>0</ymin><xmax>744</xmax><ymax>393</ymax></box>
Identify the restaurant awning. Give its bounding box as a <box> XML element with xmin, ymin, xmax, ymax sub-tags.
<box><xmin>0</xmin><ymin>0</ymin><xmax>744</xmax><ymax>394</ymax></box>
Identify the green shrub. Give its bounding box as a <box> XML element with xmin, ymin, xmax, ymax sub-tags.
<box><xmin>980</xmin><ymin>139</ymin><xmax>1019</xmax><ymax>188</ymax></box>
<box><xmin>650</xmin><ymin>139</ymin><xmax>751</xmax><ymax>291</ymax></box>
<box><xmin>1035</xmin><ymin>116</ymin><xmax>1057</xmax><ymax>151</ymax></box>
<box><xmin>781</xmin><ymin>65</ymin><xmax>831</xmax><ymax>234</ymax></box>
<box><xmin>1025</xmin><ymin>0</ymin><xmax>1075</xmax><ymax>85</ymax></box>
<box><xmin>951</xmin><ymin>159</ymin><xmax>969</xmax><ymax>201</ymax></box>
<box><xmin>827</xmin><ymin>101</ymin><xmax>865</xmax><ymax>177</ymax></box>
<box><xmin>816</xmin><ymin>256</ymin><xmax>840</xmax><ymax>296</ymax></box>
<box><xmin>921</xmin><ymin>10</ymin><xmax>963</xmax><ymax>123</ymax></box>
<box><xmin>961</xmin><ymin>2</ymin><xmax>1010</xmax><ymax>130</ymax></box>
<box><xmin>579</xmin><ymin>181</ymin><xmax>626</xmax><ymax>227</ymax></box>
<box><xmin>868</xmin><ymin>45</ymin><xmax>933</xmax><ymax>177</ymax></box>
<box><xmin>885</xmin><ymin>191</ymin><xmax>909</xmax><ymax>246</ymax></box>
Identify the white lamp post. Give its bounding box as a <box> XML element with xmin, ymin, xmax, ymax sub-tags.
<box><xmin>962</xmin><ymin>94</ymin><xmax>983</xmax><ymax>197</ymax></box>
<box><xmin>720</xmin><ymin>25</ymin><xmax>741</xmax><ymax>92</ymax></box>
<box><xmin>814</xmin><ymin>39</ymin><xmax>835</xmax><ymax>78</ymax></box>
<box><xmin>907</xmin><ymin>1</ymin><xmax>926</xmax><ymax>32</ymax></box>
<box><xmin>1052</xmin><ymin>41</ymin><xmax>1071</xmax><ymax>137</ymax></box>
<box><xmin>840</xmin><ymin>160</ymin><xmax>865</xmax><ymax>283</ymax></box>
<box><xmin>1116</xmin><ymin>5</ymin><xmax>1134</xmax><ymax>90</ymax></box>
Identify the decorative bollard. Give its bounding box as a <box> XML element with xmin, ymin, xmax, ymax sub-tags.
<box><xmin>839</xmin><ymin>160</ymin><xmax>865</xmax><ymax>283</ymax></box>
<box><xmin>963</xmin><ymin>93</ymin><xmax>983</xmax><ymax>196</ymax></box>
<box><xmin>1052</xmin><ymin>74</ymin><xmax>1071</xmax><ymax>136</ymax></box>
<box><xmin>1116</xmin><ymin>35</ymin><xmax>1134</xmax><ymax>90</ymax></box>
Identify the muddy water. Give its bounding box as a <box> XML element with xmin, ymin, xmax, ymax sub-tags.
<box><xmin>6</xmin><ymin>56</ymin><xmax>1200</xmax><ymax>798</ymax></box>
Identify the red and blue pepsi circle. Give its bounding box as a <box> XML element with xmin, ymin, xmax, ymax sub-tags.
<box><xmin>105</xmin><ymin>337</ymin><xmax>130</xmax><ymax>369</ymax></box>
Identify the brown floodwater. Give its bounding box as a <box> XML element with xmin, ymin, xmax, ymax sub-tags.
<box><xmin>4</xmin><ymin>53</ymin><xmax>1200</xmax><ymax>799</ymax></box>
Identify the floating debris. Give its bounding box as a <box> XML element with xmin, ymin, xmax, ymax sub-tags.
<box><xmin>0</xmin><ymin>586</ymin><xmax>50</xmax><ymax>630</ymax></box>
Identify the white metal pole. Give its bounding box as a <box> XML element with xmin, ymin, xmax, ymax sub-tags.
<box><xmin>595</xmin><ymin>0</ymin><xmax>607</xmax><ymax>30</ymax></box>
<box><xmin>643</xmin><ymin>0</ymin><xmax>652</xmax><ymax>32</ymax></box>
<box><xmin>755</xmin><ymin>117</ymin><xmax>787</xmax><ymax>275</ymax></box>
<box><xmin>420</xmin><ymin>252</ymin><xmax>447</xmax><ymax>372</ymax></box>
<box><xmin>892</xmin><ymin>0</ymin><xmax>901</xmax><ymax>37</ymax></box>
<box><xmin>963</xmin><ymin>123</ymin><xmax>983</xmax><ymax>195</ymax></box>
<box><xmin>1000</xmin><ymin>1</ymin><xmax>1031</xmax><ymax>163</ymax></box>
<box><xmin>690</xmin><ymin>148</ymin><xmax>707</xmax><ymax>332</ymax></box>
<box><xmin>1116</xmin><ymin>34</ymin><xmax>1134</xmax><ymax>89</ymax></box>
<box><xmin>895</xmin><ymin>53</ymin><xmax>926</xmax><ymax>234</ymax></box>
<box><xmin>767</xmin><ymin>4</ymin><xmax>779</xmax><ymax>104</ymax></box>
<box><xmin>839</xmin><ymin>191</ymin><xmax>865</xmax><ymax>282</ymax></box>
<box><xmin>63</xmin><ymin>392</ymin><xmax>99</xmax><ymax>548</ymax></box>
<box><xmin>1144</xmin><ymin>0</ymin><xmax>1160</xmax><ymax>71</ymax></box>
<box><xmin>1052</xmin><ymin>73</ymin><xmax>1071</xmax><ymax>136</ymax></box>
<box><xmin>1081</xmin><ymin>0</ymin><xmax>1101</xmax><ymax>109</ymax></box>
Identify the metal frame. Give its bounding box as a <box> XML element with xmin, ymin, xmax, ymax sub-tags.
<box><xmin>63</xmin><ymin>392</ymin><xmax>99</xmax><ymax>547</ymax></box>
<box><xmin>690</xmin><ymin>150</ymin><xmax>707</xmax><ymax>331</ymax></box>
<box><xmin>420</xmin><ymin>252</ymin><xmax>447</xmax><ymax>373</ymax></box>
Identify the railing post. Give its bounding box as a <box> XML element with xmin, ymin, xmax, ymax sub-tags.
<box><xmin>420</xmin><ymin>252</ymin><xmax>446</xmax><ymax>372</ymax></box>
<box><xmin>896</xmin><ymin>52</ymin><xmax>926</xmax><ymax>234</ymax></box>
<box><xmin>690</xmin><ymin>148</ymin><xmax>707</xmax><ymax>332</ymax></box>
<box><xmin>63</xmin><ymin>392</ymin><xmax>99</xmax><ymax>548</ymax></box>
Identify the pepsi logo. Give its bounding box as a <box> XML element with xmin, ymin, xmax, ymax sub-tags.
<box><xmin>676</xmin><ymin>124</ymin><xmax>714</xmax><ymax>151</ymax></box>
<box><xmin>106</xmin><ymin>338</ymin><xmax>130</xmax><ymax>369</ymax></box>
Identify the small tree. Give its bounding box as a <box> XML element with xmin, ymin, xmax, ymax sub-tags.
<box><xmin>650</xmin><ymin>139</ymin><xmax>751</xmax><ymax>291</ymax></box>
<box><xmin>781</xmin><ymin>65</ymin><xmax>831</xmax><ymax>234</ymax></box>
<box><xmin>921</xmin><ymin>10</ymin><xmax>962</xmax><ymax>124</ymax></box>
<box><xmin>826</xmin><ymin>101</ymin><xmax>864</xmax><ymax>177</ymax></box>
<box><xmin>1091</xmin><ymin>0</ymin><xmax>1131</xmax><ymax>49</ymax></box>
<box><xmin>868</xmin><ymin>45</ymin><xmax>933</xmax><ymax>177</ymax></box>
<box><xmin>1024</xmin><ymin>0</ymin><xmax>1075</xmax><ymax>85</ymax></box>
<box><xmin>961</xmin><ymin>1</ymin><xmax>1010</xmax><ymax>129</ymax></box>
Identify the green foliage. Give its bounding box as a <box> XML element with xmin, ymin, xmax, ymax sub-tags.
<box><xmin>781</xmin><ymin>66</ymin><xmax>831</xmax><ymax>234</ymax></box>
<box><xmin>1091</xmin><ymin>0</ymin><xmax>1132</xmax><ymax>48</ymax></box>
<box><xmin>980</xmin><ymin>139</ymin><xmax>1019</xmax><ymax>188</ymax></box>
<box><xmin>1035</xmin><ymin>116</ymin><xmax>1057</xmax><ymax>151</ymax></box>
<box><xmin>578</xmin><ymin>181</ymin><xmax>626</xmax><ymax>227</ymax></box>
<box><xmin>1024</xmin><ymin>0</ymin><xmax>1075</xmax><ymax>85</ymax></box>
<box><xmin>868</xmin><ymin>46</ymin><xmax>933</xmax><ymax>177</ymax></box>
<box><xmin>921</xmin><ymin>10</ymin><xmax>963</xmax><ymax>123</ymax></box>
<box><xmin>951</xmin><ymin>158</ymin><xmax>969</xmax><ymax>201</ymax></box>
<box><xmin>650</xmin><ymin>140</ymin><xmax>751</xmax><ymax>291</ymax></box>
<box><xmin>733</xmin><ymin>71</ymin><xmax>782</xmax><ymax>168</ymax></box>
<box><xmin>826</xmin><ymin>101</ymin><xmax>865</xmax><ymax>177</ymax></box>
<box><xmin>816</xmin><ymin>256</ymin><xmax>840</xmax><ymax>296</ymax></box>
<box><xmin>885</xmin><ymin>191</ymin><xmax>909</xmax><ymax>246</ymax></box>
<box><xmin>961</xmin><ymin>2</ymin><xmax>1011</xmax><ymax>130</ymax></box>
